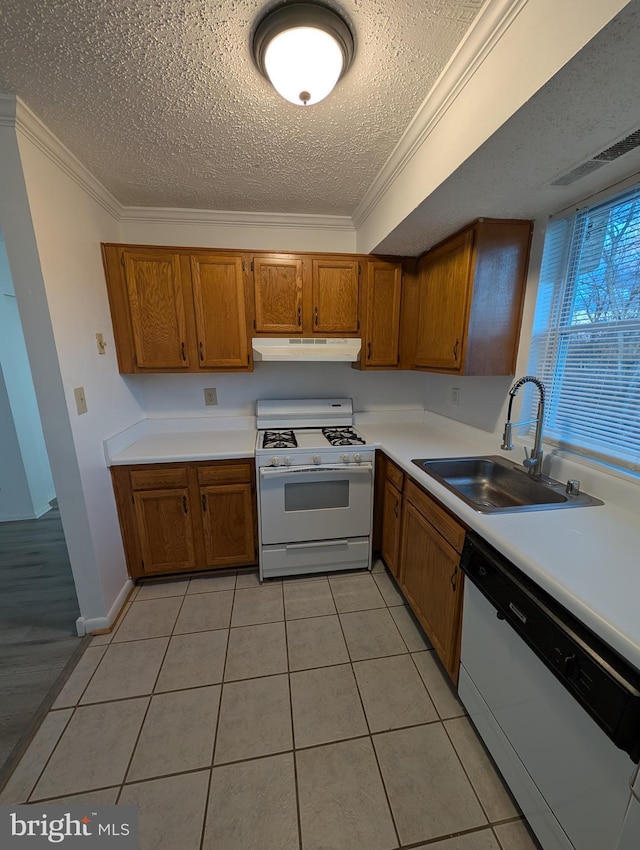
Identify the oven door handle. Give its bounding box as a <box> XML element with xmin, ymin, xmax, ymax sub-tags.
<box><xmin>259</xmin><ymin>463</ymin><xmax>373</xmax><ymax>478</ymax></box>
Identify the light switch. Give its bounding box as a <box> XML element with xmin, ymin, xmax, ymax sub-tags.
<box><xmin>74</xmin><ymin>386</ymin><xmax>88</xmax><ymax>415</ymax></box>
<box><xmin>96</xmin><ymin>332</ymin><xmax>107</xmax><ymax>355</ymax></box>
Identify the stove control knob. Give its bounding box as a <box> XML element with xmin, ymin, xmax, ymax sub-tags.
<box><xmin>312</xmin><ymin>455</ymin><xmax>321</xmax><ymax>465</ymax></box>
<box><xmin>271</xmin><ymin>456</ymin><xmax>281</xmax><ymax>467</ymax></box>
<box><xmin>283</xmin><ymin>456</ymin><xmax>292</xmax><ymax>466</ymax></box>
<box><xmin>353</xmin><ymin>453</ymin><xmax>362</xmax><ymax>463</ymax></box>
<box><xmin>341</xmin><ymin>453</ymin><xmax>351</xmax><ymax>463</ymax></box>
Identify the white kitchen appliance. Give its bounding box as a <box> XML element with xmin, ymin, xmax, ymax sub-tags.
<box><xmin>255</xmin><ymin>398</ymin><xmax>374</xmax><ymax>579</ymax></box>
<box><xmin>252</xmin><ymin>337</ymin><xmax>361</xmax><ymax>362</ymax></box>
<box><xmin>459</xmin><ymin>533</ymin><xmax>640</xmax><ymax>850</ymax></box>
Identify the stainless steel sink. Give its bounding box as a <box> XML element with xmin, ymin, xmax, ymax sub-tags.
<box><xmin>411</xmin><ymin>455</ymin><xmax>604</xmax><ymax>513</ymax></box>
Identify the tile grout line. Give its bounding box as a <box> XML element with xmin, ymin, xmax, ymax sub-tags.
<box><xmin>282</xmin><ymin>590</ymin><xmax>304</xmax><ymax>850</ymax></box>
<box><xmin>117</xmin><ymin>583</ymin><xmax>190</xmax><ymax>797</ymax></box>
<box><xmin>23</xmin><ymin>708</ymin><xmax>76</xmax><ymax>804</ymax></box>
<box><xmin>198</xmin><ymin>575</ymin><xmax>236</xmax><ymax>850</ymax></box>
<box><xmin>327</xmin><ymin>567</ymin><xmax>403</xmax><ymax>849</ymax></box>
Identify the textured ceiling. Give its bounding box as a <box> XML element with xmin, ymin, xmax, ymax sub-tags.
<box><xmin>0</xmin><ymin>0</ymin><xmax>485</xmax><ymax>214</ymax></box>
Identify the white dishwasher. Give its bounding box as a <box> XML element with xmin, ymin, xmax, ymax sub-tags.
<box><xmin>458</xmin><ymin>534</ymin><xmax>640</xmax><ymax>850</ymax></box>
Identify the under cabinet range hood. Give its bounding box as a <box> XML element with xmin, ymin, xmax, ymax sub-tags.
<box><xmin>252</xmin><ymin>337</ymin><xmax>361</xmax><ymax>362</ymax></box>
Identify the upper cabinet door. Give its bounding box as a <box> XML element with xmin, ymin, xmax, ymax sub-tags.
<box><xmin>414</xmin><ymin>231</ymin><xmax>474</xmax><ymax>371</ymax></box>
<box><xmin>123</xmin><ymin>249</ymin><xmax>191</xmax><ymax>369</ymax></box>
<box><xmin>362</xmin><ymin>260</ymin><xmax>402</xmax><ymax>367</ymax></box>
<box><xmin>191</xmin><ymin>254</ymin><xmax>250</xmax><ymax>370</ymax></box>
<box><xmin>312</xmin><ymin>258</ymin><xmax>359</xmax><ymax>334</ymax></box>
<box><xmin>253</xmin><ymin>256</ymin><xmax>303</xmax><ymax>334</ymax></box>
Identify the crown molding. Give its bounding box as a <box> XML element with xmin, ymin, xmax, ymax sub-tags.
<box><xmin>119</xmin><ymin>205</ymin><xmax>355</xmax><ymax>231</ymax></box>
<box><xmin>0</xmin><ymin>94</ymin><xmax>123</xmax><ymax>221</ymax></box>
<box><xmin>351</xmin><ymin>0</ymin><xmax>529</xmax><ymax>230</ymax></box>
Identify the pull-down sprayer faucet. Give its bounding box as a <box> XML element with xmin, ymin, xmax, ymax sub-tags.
<box><xmin>501</xmin><ymin>376</ymin><xmax>546</xmax><ymax>478</ymax></box>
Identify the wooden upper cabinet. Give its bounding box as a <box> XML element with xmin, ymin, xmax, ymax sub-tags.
<box><xmin>311</xmin><ymin>258</ymin><xmax>359</xmax><ymax>334</ymax></box>
<box><xmin>415</xmin><ymin>231</ymin><xmax>473</xmax><ymax>371</ymax></box>
<box><xmin>360</xmin><ymin>260</ymin><xmax>402</xmax><ymax>368</ymax></box>
<box><xmin>122</xmin><ymin>249</ymin><xmax>191</xmax><ymax>369</ymax></box>
<box><xmin>191</xmin><ymin>254</ymin><xmax>250</xmax><ymax>369</ymax></box>
<box><xmin>412</xmin><ymin>219</ymin><xmax>532</xmax><ymax>375</ymax></box>
<box><xmin>253</xmin><ymin>255</ymin><xmax>303</xmax><ymax>333</ymax></box>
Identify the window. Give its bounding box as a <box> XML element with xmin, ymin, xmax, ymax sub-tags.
<box><xmin>528</xmin><ymin>185</ymin><xmax>640</xmax><ymax>474</ymax></box>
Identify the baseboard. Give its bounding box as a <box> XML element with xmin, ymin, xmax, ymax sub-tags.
<box><xmin>75</xmin><ymin>578</ymin><xmax>134</xmax><ymax>636</ymax></box>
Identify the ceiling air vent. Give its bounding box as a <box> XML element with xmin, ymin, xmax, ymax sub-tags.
<box><xmin>551</xmin><ymin>127</ymin><xmax>640</xmax><ymax>186</ymax></box>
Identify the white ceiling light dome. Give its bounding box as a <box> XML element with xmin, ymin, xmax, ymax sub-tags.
<box><xmin>253</xmin><ymin>2</ymin><xmax>355</xmax><ymax>107</ymax></box>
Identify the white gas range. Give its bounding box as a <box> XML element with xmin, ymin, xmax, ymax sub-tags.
<box><xmin>255</xmin><ymin>398</ymin><xmax>375</xmax><ymax>580</ymax></box>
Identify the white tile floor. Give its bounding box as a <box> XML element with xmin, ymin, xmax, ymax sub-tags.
<box><xmin>0</xmin><ymin>562</ymin><xmax>542</xmax><ymax>850</ymax></box>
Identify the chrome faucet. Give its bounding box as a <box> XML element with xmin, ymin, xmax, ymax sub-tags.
<box><xmin>501</xmin><ymin>376</ymin><xmax>546</xmax><ymax>477</ymax></box>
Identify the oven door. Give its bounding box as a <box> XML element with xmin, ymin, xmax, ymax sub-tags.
<box><xmin>259</xmin><ymin>464</ymin><xmax>373</xmax><ymax>545</ymax></box>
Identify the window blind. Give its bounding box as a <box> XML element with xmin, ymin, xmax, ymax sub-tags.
<box><xmin>527</xmin><ymin>185</ymin><xmax>640</xmax><ymax>474</ymax></box>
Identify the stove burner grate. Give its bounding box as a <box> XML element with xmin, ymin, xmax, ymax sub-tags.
<box><xmin>322</xmin><ymin>427</ymin><xmax>366</xmax><ymax>447</ymax></box>
<box><xmin>262</xmin><ymin>430</ymin><xmax>298</xmax><ymax>450</ymax></box>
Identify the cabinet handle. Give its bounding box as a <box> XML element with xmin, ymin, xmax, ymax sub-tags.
<box><xmin>199</xmin><ymin>341</ymin><xmax>204</xmax><ymax>362</ymax></box>
<box><xmin>297</xmin><ymin>305</ymin><xmax>302</xmax><ymax>326</ymax></box>
<box><xmin>314</xmin><ymin>306</ymin><xmax>319</xmax><ymax>326</ymax></box>
<box><xmin>450</xmin><ymin>564</ymin><xmax>459</xmax><ymax>590</ymax></box>
<box><xmin>183</xmin><ymin>495</ymin><xmax>188</xmax><ymax>514</ymax></box>
<box><xmin>367</xmin><ymin>341</ymin><xmax>372</xmax><ymax>360</ymax></box>
<box><xmin>181</xmin><ymin>341</ymin><xmax>187</xmax><ymax>362</ymax></box>
<box><xmin>201</xmin><ymin>494</ymin><xmax>207</xmax><ymax>512</ymax></box>
<box><xmin>453</xmin><ymin>338</ymin><xmax>460</xmax><ymax>360</ymax></box>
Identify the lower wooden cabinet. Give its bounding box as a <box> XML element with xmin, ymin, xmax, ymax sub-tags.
<box><xmin>111</xmin><ymin>458</ymin><xmax>257</xmax><ymax>578</ymax></box>
<box><xmin>398</xmin><ymin>479</ymin><xmax>466</xmax><ymax>684</ymax></box>
<box><xmin>380</xmin><ymin>457</ymin><xmax>404</xmax><ymax>579</ymax></box>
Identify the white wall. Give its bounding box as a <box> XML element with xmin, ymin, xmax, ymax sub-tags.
<box><xmin>0</xmin><ymin>98</ymin><xmax>148</xmax><ymax>629</ymax></box>
<box><xmin>13</xmin><ymin>127</ymin><xmax>149</xmax><ymax>628</ymax></box>
<box><xmin>132</xmin><ymin>365</ymin><xmax>429</xmax><ymax>420</ymax></box>
<box><xmin>0</xmin><ymin>233</ymin><xmax>55</xmax><ymax>519</ymax></box>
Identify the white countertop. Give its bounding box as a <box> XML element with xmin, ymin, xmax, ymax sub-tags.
<box><xmin>357</xmin><ymin>420</ymin><xmax>640</xmax><ymax>673</ymax></box>
<box><xmin>109</xmin><ymin>429</ymin><xmax>257</xmax><ymax>464</ymax></box>
<box><xmin>106</xmin><ymin>412</ymin><xmax>640</xmax><ymax>670</ymax></box>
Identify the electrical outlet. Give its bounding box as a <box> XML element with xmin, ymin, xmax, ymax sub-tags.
<box><xmin>204</xmin><ymin>387</ymin><xmax>218</xmax><ymax>406</ymax></box>
<box><xmin>74</xmin><ymin>386</ymin><xmax>88</xmax><ymax>415</ymax></box>
<box><xmin>451</xmin><ymin>387</ymin><xmax>460</xmax><ymax>406</ymax></box>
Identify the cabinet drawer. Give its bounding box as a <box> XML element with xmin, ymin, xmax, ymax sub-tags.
<box><xmin>197</xmin><ymin>461</ymin><xmax>253</xmax><ymax>485</ymax></box>
<box><xmin>405</xmin><ymin>479</ymin><xmax>465</xmax><ymax>553</ymax></box>
<box><xmin>385</xmin><ymin>458</ymin><xmax>404</xmax><ymax>491</ymax></box>
<box><xmin>130</xmin><ymin>467</ymin><xmax>188</xmax><ymax>490</ymax></box>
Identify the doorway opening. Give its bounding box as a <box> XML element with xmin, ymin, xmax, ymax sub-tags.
<box><xmin>0</xmin><ymin>229</ymin><xmax>82</xmax><ymax>781</ymax></box>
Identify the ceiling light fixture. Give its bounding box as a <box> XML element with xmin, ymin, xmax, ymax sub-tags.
<box><xmin>253</xmin><ymin>2</ymin><xmax>355</xmax><ymax>106</ymax></box>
